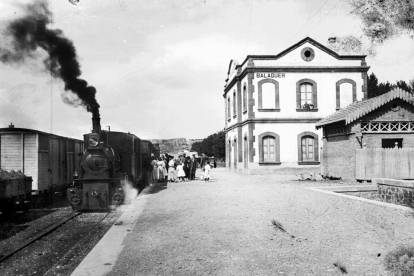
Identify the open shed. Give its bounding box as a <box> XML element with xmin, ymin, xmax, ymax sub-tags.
<box><xmin>316</xmin><ymin>88</ymin><xmax>414</xmax><ymax>181</ymax></box>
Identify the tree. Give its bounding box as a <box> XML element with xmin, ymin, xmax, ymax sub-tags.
<box><xmin>327</xmin><ymin>35</ymin><xmax>374</xmax><ymax>55</ymax></box>
<box><xmin>367</xmin><ymin>72</ymin><xmax>379</xmax><ymax>98</ymax></box>
<box><xmin>190</xmin><ymin>131</ymin><xmax>225</xmax><ymax>161</ymax></box>
<box><xmin>348</xmin><ymin>0</ymin><xmax>414</xmax><ymax>44</ymax></box>
<box><xmin>212</xmin><ymin>131</ymin><xmax>225</xmax><ymax>160</ymax></box>
<box><xmin>328</xmin><ymin>1</ymin><xmax>414</xmax><ymax>56</ymax></box>
<box><xmin>367</xmin><ymin>72</ymin><xmax>414</xmax><ymax>98</ymax></box>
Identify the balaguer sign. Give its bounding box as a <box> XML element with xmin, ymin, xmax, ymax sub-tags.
<box><xmin>256</xmin><ymin>73</ymin><xmax>286</xmax><ymax>78</ymax></box>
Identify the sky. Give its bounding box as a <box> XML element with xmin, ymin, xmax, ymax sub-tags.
<box><xmin>0</xmin><ymin>0</ymin><xmax>413</xmax><ymax>140</ymax></box>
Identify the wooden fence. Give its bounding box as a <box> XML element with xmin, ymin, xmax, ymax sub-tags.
<box><xmin>356</xmin><ymin>148</ymin><xmax>414</xmax><ymax>180</ymax></box>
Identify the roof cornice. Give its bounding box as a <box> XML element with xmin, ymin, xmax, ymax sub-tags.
<box><xmin>223</xmin><ymin>66</ymin><xmax>370</xmax><ymax>95</ymax></box>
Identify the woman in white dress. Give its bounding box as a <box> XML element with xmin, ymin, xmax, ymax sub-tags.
<box><xmin>177</xmin><ymin>162</ymin><xmax>186</xmax><ymax>182</ymax></box>
<box><xmin>157</xmin><ymin>158</ymin><xmax>165</xmax><ymax>181</ymax></box>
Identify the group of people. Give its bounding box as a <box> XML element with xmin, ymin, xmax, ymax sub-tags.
<box><xmin>150</xmin><ymin>153</ymin><xmax>212</xmax><ymax>183</ymax></box>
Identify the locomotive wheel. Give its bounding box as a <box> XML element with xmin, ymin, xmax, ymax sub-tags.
<box><xmin>69</xmin><ymin>194</ymin><xmax>82</xmax><ymax>206</ymax></box>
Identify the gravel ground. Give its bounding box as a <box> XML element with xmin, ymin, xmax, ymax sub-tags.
<box><xmin>106</xmin><ymin>168</ymin><xmax>414</xmax><ymax>276</ymax></box>
<box><xmin>0</xmin><ymin>207</ymin><xmax>125</xmax><ymax>276</ymax></box>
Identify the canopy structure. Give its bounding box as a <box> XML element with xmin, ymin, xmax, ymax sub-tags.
<box><xmin>316</xmin><ymin>88</ymin><xmax>414</xmax><ymax>129</ymax></box>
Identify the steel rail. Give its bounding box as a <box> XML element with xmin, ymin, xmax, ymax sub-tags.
<box><xmin>0</xmin><ymin>211</ymin><xmax>82</xmax><ymax>263</ymax></box>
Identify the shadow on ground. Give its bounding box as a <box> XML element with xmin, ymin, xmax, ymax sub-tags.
<box><xmin>144</xmin><ymin>182</ymin><xmax>168</xmax><ymax>195</ymax></box>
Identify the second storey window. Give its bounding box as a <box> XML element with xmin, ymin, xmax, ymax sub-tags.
<box><xmin>300</xmin><ymin>83</ymin><xmax>313</xmax><ymax>107</ymax></box>
<box><xmin>233</xmin><ymin>90</ymin><xmax>236</xmax><ymax>117</ymax></box>
<box><xmin>296</xmin><ymin>78</ymin><xmax>318</xmax><ymax>111</ymax></box>
<box><xmin>243</xmin><ymin>84</ymin><xmax>247</xmax><ymax>112</ymax></box>
<box><xmin>227</xmin><ymin>97</ymin><xmax>231</xmax><ymax>119</ymax></box>
<box><xmin>258</xmin><ymin>79</ymin><xmax>280</xmax><ymax>111</ymax></box>
<box><xmin>336</xmin><ymin>79</ymin><xmax>357</xmax><ymax>110</ymax></box>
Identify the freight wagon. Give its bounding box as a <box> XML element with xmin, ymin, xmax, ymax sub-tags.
<box><xmin>0</xmin><ymin>124</ymin><xmax>83</xmax><ymax>198</ymax></box>
<box><xmin>0</xmin><ymin>175</ymin><xmax>32</xmax><ymax>214</ymax></box>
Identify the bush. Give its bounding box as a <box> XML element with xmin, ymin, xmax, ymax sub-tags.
<box><xmin>384</xmin><ymin>245</ymin><xmax>414</xmax><ymax>276</ymax></box>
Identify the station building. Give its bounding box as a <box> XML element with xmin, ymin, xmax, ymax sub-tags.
<box><xmin>223</xmin><ymin>37</ymin><xmax>369</xmax><ymax>174</ymax></box>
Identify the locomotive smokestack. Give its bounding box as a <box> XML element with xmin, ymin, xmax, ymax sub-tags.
<box><xmin>92</xmin><ymin>115</ymin><xmax>101</xmax><ymax>133</ymax></box>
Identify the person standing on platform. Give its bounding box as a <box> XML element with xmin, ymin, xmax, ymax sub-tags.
<box><xmin>179</xmin><ymin>153</ymin><xmax>186</xmax><ymax>165</ymax></box>
<box><xmin>151</xmin><ymin>157</ymin><xmax>158</xmax><ymax>183</ymax></box>
<box><xmin>184</xmin><ymin>156</ymin><xmax>191</xmax><ymax>180</ymax></box>
<box><xmin>199</xmin><ymin>153</ymin><xmax>207</xmax><ymax>169</ymax></box>
<box><xmin>199</xmin><ymin>153</ymin><xmax>208</xmax><ymax>180</ymax></box>
<box><xmin>204</xmin><ymin>161</ymin><xmax>212</xmax><ymax>182</ymax></box>
<box><xmin>177</xmin><ymin>162</ymin><xmax>186</xmax><ymax>182</ymax></box>
<box><xmin>189</xmin><ymin>154</ymin><xmax>198</xmax><ymax>180</ymax></box>
<box><xmin>168</xmin><ymin>158</ymin><xmax>176</xmax><ymax>183</ymax></box>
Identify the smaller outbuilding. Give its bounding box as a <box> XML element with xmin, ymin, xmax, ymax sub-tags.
<box><xmin>316</xmin><ymin>88</ymin><xmax>414</xmax><ymax>181</ymax></box>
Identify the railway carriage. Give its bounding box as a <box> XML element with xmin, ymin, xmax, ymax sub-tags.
<box><xmin>0</xmin><ymin>124</ymin><xmax>84</xmax><ymax>210</ymax></box>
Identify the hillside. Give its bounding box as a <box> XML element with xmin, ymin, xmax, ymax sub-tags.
<box><xmin>149</xmin><ymin>138</ymin><xmax>202</xmax><ymax>154</ymax></box>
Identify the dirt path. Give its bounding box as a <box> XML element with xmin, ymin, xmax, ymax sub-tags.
<box><xmin>106</xmin><ymin>169</ymin><xmax>414</xmax><ymax>276</ymax></box>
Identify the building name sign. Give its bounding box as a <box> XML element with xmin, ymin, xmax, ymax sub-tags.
<box><xmin>256</xmin><ymin>73</ymin><xmax>286</xmax><ymax>78</ymax></box>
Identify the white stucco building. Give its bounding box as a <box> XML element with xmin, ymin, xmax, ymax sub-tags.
<box><xmin>224</xmin><ymin>37</ymin><xmax>369</xmax><ymax>174</ymax></box>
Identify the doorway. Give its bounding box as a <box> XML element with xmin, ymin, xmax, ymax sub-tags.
<box><xmin>244</xmin><ymin>136</ymin><xmax>248</xmax><ymax>169</ymax></box>
<box><xmin>233</xmin><ymin>141</ymin><xmax>237</xmax><ymax>170</ymax></box>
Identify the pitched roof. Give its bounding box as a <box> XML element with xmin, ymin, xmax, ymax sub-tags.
<box><xmin>315</xmin><ymin>88</ymin><xmax>414</xmax><ymax>129</ymax></box>
<box><xmin>235</xmin><ymin>37</ymin><xmax>366</xmax><ymax>70</ymax></box>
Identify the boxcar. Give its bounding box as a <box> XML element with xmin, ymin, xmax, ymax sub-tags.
<box><xmin>0</xmin><ymin>124</ymin><xmax>83</xmax><ymax>196</ymax></box>
<box><xmin>0</xmin><ymin>177</ymin><xmax>32</xmax><ymax>213</ymax></box>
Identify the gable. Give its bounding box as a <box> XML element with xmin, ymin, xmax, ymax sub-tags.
<box><xmin>361</xmin><ymin>100</ymin><xmax>414</xmax><ymax>122</ymax></box>
<box><xmin>227</xmin><ymin>59</ymin><xmax>239</xmax><ymax>76</ymax></box>
<box><xmin>253</xmin><ymin>41</ymin><xmax>362</xmax><ymax>67</ymax></box>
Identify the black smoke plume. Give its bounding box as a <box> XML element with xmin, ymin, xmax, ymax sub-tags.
<box><xmin>0</xmin><ymin>0</ymin><xmax>100</xmax><ymax>117</ymax></box>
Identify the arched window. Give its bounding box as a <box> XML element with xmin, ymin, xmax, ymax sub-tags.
<box><xmin>227</xmin><ymin>97</ymin><xmax>231</xmax><ymax>119</ymax></box>
<box><xmin>233</xmin><ymin>90</ymin><xmax>236</xmax><ymax>117</ymax></box>
<box><xmin>301</xmin><ymin>136</ymin><xmax>314</xmax><ymax>161</ymax></box>
<box><xmin>297</xmin><ymin>132</ymin><xmax>319</xmax><ymax>164</ymax></box>
<box><xmin>258</xmin><ymin>79</ymin><xmax>280</xmax><ymax>111</ymax></box>
<box><xmin>300</xmin><ymin>83</ymin><xmax>313</xmax><ymax>107</ymax></box>
<box><xmin>243</xmin><ymin>83</ymin><xmax>247</xmax><ymax>113</ymax></box>
<box><xmin>263</xmin><ymin>136</ymin><xmax>275</xmax><ymax>161</ymax></box>
<box><xmin>296</xmin><ymin>79</ymin><xmax>317</xmax><ymax>110</ymax></box>
<box><xmin>336</xmin><ymin>79</ymin><xmax>356</xmax><ymax>110</ymax></box>
<box><xmin>258</xmin><ymin>132</ymin><xmax>280</xmax><ymax>164</ymax></box>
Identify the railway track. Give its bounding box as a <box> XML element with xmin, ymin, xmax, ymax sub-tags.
<box><xmin>0</xmin><ymin>211</ymin><xmax>82</xmax><ymax>263</ymax></box>
<box><xmin>0</xmin><ymin>210</ymin><xmax>119</xmax><ymax>276</ymax></box>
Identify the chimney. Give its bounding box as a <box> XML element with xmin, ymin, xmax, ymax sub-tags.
<box><xmin>9</xmin><ymin>122</ymin><xmax>14</xmax><ymax>128</ymax></box>
<box><xmin>92</xmin><ymin>116</ymin><xmax>101</xmax><ymax>133</ymax></box>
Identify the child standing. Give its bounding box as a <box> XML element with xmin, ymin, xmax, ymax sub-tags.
<box><xmin>204</xmin><ymin>161</ymin><xmax>211</xmax><ymax>182</ymax></box>
<box><xmin>177</xmin><ymin>162</ymin><xmax>186</xmax><ymax>182</ymax></box>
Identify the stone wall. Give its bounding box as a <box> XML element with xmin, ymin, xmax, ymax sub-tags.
<box><xmin>374</xmin><ymin>178</ymin><xmax>414</xmax><ymax>207</ymax></box>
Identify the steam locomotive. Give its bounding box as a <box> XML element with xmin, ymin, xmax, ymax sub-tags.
<box><xmin>67</xmin><ymin>116</ymin><xmax>157</xmax><ymax>211</ymax></box>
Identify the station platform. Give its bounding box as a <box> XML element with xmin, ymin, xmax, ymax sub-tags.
<box><xmin>70</xmin><ymin>168</ymin><xmax>414</xmax><ymax>276</ymax></box>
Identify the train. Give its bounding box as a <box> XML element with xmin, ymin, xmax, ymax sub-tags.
<box><xmin>0</xmin><ymin>124</ymin><xmax>84</xmax><ymax>214</ymax></box>
<box><xmin>67</xmin><ymin>116</ymin><xmax>158</xmax><ymax>211</ymax></box>
<box><xmin>0</xmin><ymin>119</ymin><xmax>157</xmax><ymax>213</ymax></box>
